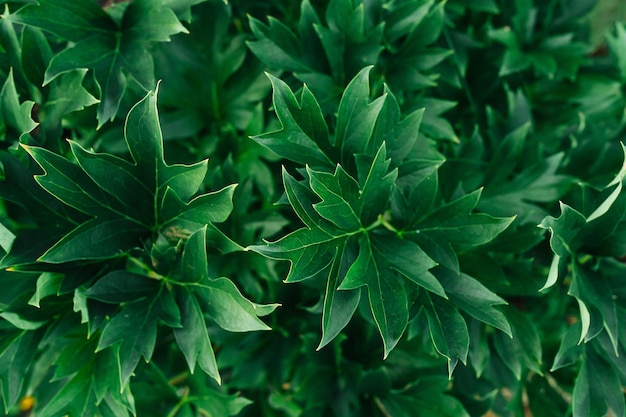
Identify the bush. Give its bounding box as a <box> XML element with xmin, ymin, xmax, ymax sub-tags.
<box><xmin>1</xmin><ymin>0</ymin><xmax>626</xmax><ymax>416</ymax></box>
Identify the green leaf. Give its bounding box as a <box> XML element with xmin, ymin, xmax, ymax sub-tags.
<box><xmin>97</xmin><ymin>287</ymin><xmax>181</xmax><ymax>386</ymax></box>
<box><xmin>85</xmin><ymin>270</ymin><xmax>160</xmax><ymax>303</ymax></box>
<box><xmin>282</xmin><ymin>167</ymin><xmax>336</xmax><ymax>233</ymax></box>
<box><xmin>421</xmin><ymin>291</ymin><xmax>469</xmax><ymax>376</ymax></box>
<box><xmin>247</xmin><ymin>15</ymin><xmax>311</xmax><ymax>73</ymax></box>
<box><xmin>39</xmin><ymin>69</ymin><xmax>98</xmax><ymax>142</ymax></box>
<box><xmin>410</xmin><ymin>189</ymin><xmax>514</xmax><ymax>272</ymax></box>
<box><xmin>434</xmin><ymin>267</ymin><xmax>512</xmax><ymax>337</ymax></box>
<box><xmin>339</xmin><ymin>234</ymin><xmax>409</xmax><ymax>359</ymax></box>
<box><xmin>0</xmin><ymin>330</ymin><xmax>39</xmax><ymax>412</ymax></box>
<box><xmin>0</xmin><ymin>311</ymin><xmax>47</xmax><ymax>330</ymax></box>
<box><xmin>173</xmin><ymin>288</ymin><xmax>220</xmax><ymax>382</ymax></box>
<box><xmin>38</xmin><ymin>217</ymin><xmax>147</xmax><ymax>263</ymax></box>
<box><xmin>27</xmin><ymin>272</ymin><xmax>63</xmax><ymax>307</ymax></box>
<box><xmin>162</xmin><ymin>0</ymin><xmax>209</xmax><ymax>21</ymax></box>
<box><xmin>20</xmin><ymin>25</ymin><xmax>52</xmax><ymax>88</ymax></box>
<box><xmin>606</xmin><ymin>22</ymin><xmax>626</xmax><ymax>83</ymax></box>
<box><xmin>8</xmin><ymin>0</ymin><xmax>187</xmax><ymax>125</ymax></box>
<box><xmin>493</xmin><ymin>308</ymin><xmax>543</xmax><ymax>379</ymax></box>
<box><xmin>356</xmin><ymin>142</ymin><xmax>398</xmax><ymax>225</ymax></box>
<box><xmin>334</xmin><ymin>66</ymin><xmax>386</xmax><ymax>160</ymax></box>
<box><xmin>572</xmin><ymin>349</ymin><xmax>625</xmax><ymax>417</ymax></box>
<box><xmin>23</xmin><ymin>88</ymin><xmax>234</xmax><ymax>264</ymax></box>
<box><xmin>0</xmin><ymin>68</ymin><xmax>37</xmax><ymax>141</ymax></box>
<box><xmin>196</xmin><ymin>277</ymin><xmax>274</xmax><ymax>332</ymax></box>
<box><xmin>370</xmin><ymin>86</ymin><xmax>424</xmax><ymax>165</ymax></box>
<box><xmin>570</xmin><ymin>263</ymin><xmax>619</xmax><ymax>351</ymax></box>
<box><xmin>378</xmin><ymin>376</ymin><xmax>470</xmax><ymax>417</ymax></box>
<box><xmin>416</xmin><ymin>189</ymin><xmax>515</xmax><ymax>246</ymax></box>
<box><xmin>317</xmin><ymin>242</ymin><xmax>360</xmax><ymax>350</ymax></box>
<box><xmin>159</xmin><ymin>184</ymin><xmax>237</xmax><ymax>230</ymax></box>
<box><xmin>372</xmin><ymin>234</ymin><xmax>443</xmax><ymax>297</ymax></box>
<box><xmin>308</xmin><ymin>165</ymin><xmax>362</xmax><ymax>230</ymax></box>
<box><xmin>252</xmin><ymin>74</ymin><xmax>333</xmax><ymax>168</ymax></box>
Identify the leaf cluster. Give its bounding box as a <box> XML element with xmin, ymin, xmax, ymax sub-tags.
<box><xmin>0</xmin><ymin>0</ymin><xmax>626</xmax><ymax>416</ymax></box>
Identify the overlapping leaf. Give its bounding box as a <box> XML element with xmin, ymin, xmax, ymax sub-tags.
<box><xmin>7</xmin><ymin>0</ymin><xmax>187</xmax><ymax>125</ymax></box>
<box><xmin>248</xmin><ymin>0</ymin><xmax>448</xmax><ymax>113</ymax></box>
<box><xmin>251</xmin><ymin>144</ymin><xmax>442</xmax><ymax>357</ymax></box>
<box><xmin>21</xmin><ymin>88</ymin><xmax>235</xmax><ymax>264</ymax></box>
<box><xmin>0</xmin><ymin>68</ymin><xmax>37</xmax><ymax>143</ymax></box>
<box><xmin>254</xmin><ymin>66</ymin><xmax>425</xmax><ymax>173</ymax></box>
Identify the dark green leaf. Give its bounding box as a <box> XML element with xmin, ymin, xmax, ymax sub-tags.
<box><xmin>174</xmin><ymin>288</ymin><xmax>220</xmax><ymax>382</ymax></box>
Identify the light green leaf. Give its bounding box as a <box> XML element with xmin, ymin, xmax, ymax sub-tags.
<box><xmin>0</xmin><ymin>311</ymin><xmax>47</xmax><ymax>330</ymax></box>
<box><xmin>539</xmin><ymin>202</ymin><xmax>586</xmax><ymax>257</ymax></box>
<box><xmin>570</xmin><ymin>263</ymin><xmax>619</xmax><ymax>353</ymax></box>
<box><xmin>196</xmin><ymin>277</ymin><xmax>273</xmax><ymax>332</ymax></box>
<box><xmin>28</xmin><ymin>272</ymin><xmax>63</xmax><ymax>307</ymax></box>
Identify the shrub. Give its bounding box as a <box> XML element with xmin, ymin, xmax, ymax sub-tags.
<box><xmin>1</xmin><ymin>0</ymin><xmax>626</xmax><ymax>416</ymax></box>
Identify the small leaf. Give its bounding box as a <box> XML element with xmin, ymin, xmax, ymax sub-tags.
<box><xmin>416</xmin><ymin>189</ymin><xmax>515</xmax><ymax>247</ymax></box>
<box><xmin>335</xmin><ymin>66</ymin><xmax>386</xmax><ymax>159</ymax></box>
<box><xmin>196</xmin><ymin>277</ymin><xmax>274</xmax><ymax>332</ymax></box>
<box><xmin>339</xmin><ymin>234</ymin><xmax>408</xmax><ymax>358</ymax></box>
<box><xmin>97</xmin><ymin>288</ymin><xmax>181</xmax><ymax>386</ymax></box>
<box><xmin>308</xmin><ymin>165</ymin><xmax>362</xmax><ymax>230</ymax></box>
<box><xmin>28</xmin><ymin>272</ymin><xmax>63</xmax><ymax>307</ymax></box>
<box><xmin>572</xmin><ymin>349</ymin><xmax>625</xmax><ymax>417</ymax></box>
<box><xmin>421</xmin><ymin>292</ymin><xmax>469</xmax><ymax>376</ymax></box>
<box><xmin>0</xmin><ymin>68</ymin><xmax>37</xmax><ymax>141</ymax></box>
<box><xmin>174</xmin><ymin>288</ymin><xmax>220</xmax><ymax>382</ymax></box>
<box><xmin>538</xmin><ymin>202</ymin><xmax>586</xmax><ymax>257</ymax></box>
<box><xmin>434</xmin><ymin>267</ymin><xmax>511</xmax><ymax>337</ymax></box>
<box><xmin>252</xmin><ymin>74</ymin><xmax>332</xmax><ymax>168</ymax></box>
<box><xmin>85</xmin><ymin>271</ymin><xmax>160</xmax><ymax>303</ymax></box>
<box><xmin>9</xmin><ymin>0</ymin><xmax>186</xmax><ymax>125</ymax></box>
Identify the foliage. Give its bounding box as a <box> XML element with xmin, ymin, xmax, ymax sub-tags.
<box><xmin>0</xmin><ymin>0</ymin><xmax>625</xmax><ymax>416</ymax></box>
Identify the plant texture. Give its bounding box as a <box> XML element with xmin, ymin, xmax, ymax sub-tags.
<box><xmin>1</xmin><ymin>0</ymin><xmax>626</xmax><ymax>416</ymax></box>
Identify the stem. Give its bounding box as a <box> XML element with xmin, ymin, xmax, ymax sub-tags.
<box><xmin>378</xmin><ymin>212</ymin><xmax>402</xmax><ymax>236</ymax></box>
<box><xmin>374</xmin><ymin>397</ymin><xmax>393</xmax><ymax>417</ymax></box>
<box><xmin>166</xmin><ymin>386</ymin><xmax>190</xmax><ymax>417</ymax></box>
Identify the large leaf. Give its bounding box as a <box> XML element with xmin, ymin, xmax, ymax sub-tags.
<box><xmin>23</xmin><ymin>88</ymin><xmax>235</xmax><ymax>263</ymax></box>
<box><xmin>252</xmin><ymin>144</ymin><xmax>444</xmax><ymax>357</ymax></box>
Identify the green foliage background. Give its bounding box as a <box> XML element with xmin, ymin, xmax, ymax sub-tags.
<box><xmin>1</xmin><ymin>0</ymin><xmax>626</xmax><ymax>416</ymax></box>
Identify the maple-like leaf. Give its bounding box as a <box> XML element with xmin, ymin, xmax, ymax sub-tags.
<box><xmin>22</xmin><ymin>87</ymin><xmax>234</xmax><ymax>263</ymax></box>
